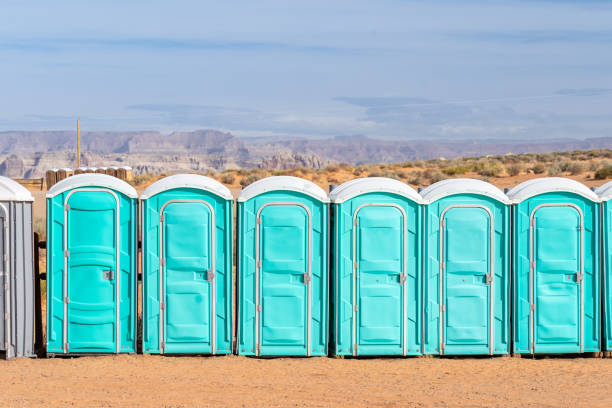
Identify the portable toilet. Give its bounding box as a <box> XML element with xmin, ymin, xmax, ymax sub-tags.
<box><xmin>0</xmin><ymin>177</ymin><xmax>35</xmax><ymax>359</ymax></box>
<box><xmin>421</xmin><ymin>179</ymin><xmax>511</xmax><ymax>355</ymax></box>
<box><xmin>595</xmin><ymin>181</ymin><xmax>612</xmax><ymax>351</ymax></box>
<box><xmin>237</xmin><ymin>176</ymin><xmax>329</xmax><ymax>356</ymax></box>
<box><xmin>140</xmin><ymin>174</ymin><xmax>234</xmax><ymax>354</ymax></box>
<box><xmin>508</xmin><ymin>177</ymin><xmax>600</xmax><ymax>354</ymax></box>
<box><xmin>329</xmin><ymin>178</ymin><xmax>423</xmax><ymax>356</ymax></box>
<box><xmin>46</xmin><ymin>174</ymin><xmax>138</xmax><ymax>355</ymax></box>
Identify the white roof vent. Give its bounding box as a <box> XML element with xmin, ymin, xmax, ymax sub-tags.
<box><xmin>0</xmin><ymin>177</ymin><xmax>34</xmax><ymax>202</ymax></box>
<box><xmin>141</xmin><ymin>174</ymin><xmax>232</xmax><ymax>200</ymax></box>
<box><xmin>420</xmin><ymin>178</ymin><xmax>510</xmax><ymax>204</ymax></box>
<box><xmin>329</xmin><ymin>177</ymin><xmax>423</xmax><ymax>204</ymax></box>
<box><xmin>47</xmin><ymin>173</ymin><xmax>138</xmax><ymax>199</ymax></box>
<box><xmin>238</xmin><ymin>176</ymin><xmax>329</xmax><ymax>203</ymax></box>
<box><xmin>507</xmin><ymin>177</ymin><xmax>598</xmax><ymax>203</ymax></box>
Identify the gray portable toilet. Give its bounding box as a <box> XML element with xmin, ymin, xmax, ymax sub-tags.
<box><xmin>0</xmin><ymin>176</ymin><xmax>35</xmax><ymax>359</ymax></box>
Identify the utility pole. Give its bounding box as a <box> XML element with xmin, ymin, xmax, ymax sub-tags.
<box><xmin>76</xmin><ymin>120</ymin><xmax>80</xmax><ymax>168</ymax></box>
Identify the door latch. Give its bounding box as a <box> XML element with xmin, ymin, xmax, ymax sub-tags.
<box><xmin>303</xmin><ymin>273</ymin><xmax>311</xmax><ymax>284</ymax></box>
<box><xmin>399</xmin><ymin>273</ymin><xmax>407</xmax><ymax>284</ymax></box>
<box><xmin>485</xmin><ymin>274</ymin><xmax>493</xmax><ymax>285</ymax></box>
<box><xmin>576</xmin><ymin>273</ymin><xmax>584</xmax><ymax>283</ymax></box>
<box><xmin>206</xmin><ymin>270</ymin><xmax>214</xmax><ymax>281</ymax></box>
<box><xmin>103</xmin><ymin>270</ymin><xmax>115</xmax><ymax>280</ymax></box>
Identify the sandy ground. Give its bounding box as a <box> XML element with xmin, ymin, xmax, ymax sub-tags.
<box><xmin>1</xmin><ymin>355</ymin><xmax>612</xmax><ymax>407</ymax></box>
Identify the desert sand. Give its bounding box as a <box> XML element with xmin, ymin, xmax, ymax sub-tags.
<box><xmin>1</xmin><ymin>354</ymin><xmax>612</xmax><ymax>407</ymax></box>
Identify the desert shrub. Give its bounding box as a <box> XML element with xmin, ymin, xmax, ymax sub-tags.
<box><xmin>402</xmin><ymin>161</ymin><xmax>414</xmax><ymax>168</ymax></box>
<box><xmin>531</xmin><ymin>163</ymin><xmax>546</xmax><ymax>174</ymax></box>
<box><xmin>413</xmin><ymin>160</ymin><xmax>425</xmax><ymax>168</ymax></box>
<box><xmin>422</xmin><ymin>169</ymin><xmax>435</xmax><ymax>180</ymax></box>
<box><xmin>547</xmin><ymin>162</ymin><xmax>563</xmax><ymax>176</ymax></box>
<box><xmin>568</xmin><ymin>162</ymin><xmax>585</xmax><ymax>175</ymax></box>
<box><xmin>506</xmin><ymin>164</ymin><xmax>523</xmax><ymax>176</ymax></box>
<box><xmin>442</xmin><ymin>165</ymin><xmax>471</xmax><ymax>176</ymax></box>
<box><xmin>353</xmin><ymin>165</ymin><xmax>367</xmax><ymax>176</ymax></box>
<box><xmin>324</xmin><ymin>165</ymin><xmax>339</xmax><ymax>173</ymax></box>
<box><xmin>595</xmin><ymin>165</ymin><xmax>612</xmax><ymax>180</ymax></box>
<box><xmin>536</xmin><ymin>153</ymin><xmax>554</xmax><ymax>162</ymax></box>
<box><xmin>408</xmin><ymin>174</ymin><xmax>424</xmax><ymax>185</ymax></box>
<box><xmin>395</xmin><ymin>170</ymin><xmax>409</xmax><ymax>179</ymax></box>
<box><xmin>240</xmin><ymin>173</ymin><xmax>264</xmax><ymax>187</ymax></box>
<box><xmin>368</xmin><ymin>170</ymin><xmax>384</xmax><ymax>177</ymax></box>
<box><xmin>431</xmin><ymin>172</ymin><xmax>448</xmax><ymax>183</ymax></box>
<box><xmin>220</xmin><ymin>173</ymin><xmax>235</xmax><ymax>184</ymax></box>
<box><xmin>337</xmin><ymin>162</ymin><xmax>352</xmax><ymax>170</ymax></box>
<box><xmin>478</xmin><ymin>165</ymin><xmax>502</xmax><ymax>177</ymax></box>
<box><xmin>327</xmin><ymin>176</ymin><xmax>339</xmax><ymax>184</ymax></box>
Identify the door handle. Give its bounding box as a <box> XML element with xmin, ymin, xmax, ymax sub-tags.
<box><xmin>102</xmin><ymin>270</ymin><xmax>115</xmax><ymax>280</ymax></box>
<box><xmin>398</xmin><ymin>273</ymin><xmax>407</xmax><ymax>284</ymax></box>
<box><xmin>303</xmin><ymin>273</ymin><xmax>311</xmax><ymax>284</ymax></box>
<box><xmin>206</xmin><ymin>270</ymin><xmax>214</xmax><ymax>281</ymax></box>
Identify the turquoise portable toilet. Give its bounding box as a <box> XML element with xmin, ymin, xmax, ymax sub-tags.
<box><xmin>596</xmin><ymin>181</ymin><xmax>612</xmax><ymax>351</ymax></box>
<box><xmin>329</xmin><ymin>178</ymin><xmax>423</xmax><ymax>356</ymax></box>
<box><xmin>237</xmin><ymin>176</ymin><xmax>329</xmax><ymax>356</ymax></box>
<box><xmin>140</xmin><ymin>174</ymin><xmax>233</xmax><ymax>354</ymax></box>
<box><xmin>421</xmin><ymin>179</ymin><xmax>511</xmax><ymax>355</ymax></box>
<box><xmin>46</xmin><ymin>174</ymin><xmax>138</xmax><ymax>355</ymax></box>
<box><xmin>508</xmin><ymin>177</ymin><xmax>600</xmax><ymax>354</ymax></box>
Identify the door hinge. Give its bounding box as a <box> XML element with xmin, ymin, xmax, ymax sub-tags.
<box><xmin>354</xmin><ymin>304</ymin><xmax>359</xmax><ymax>313</ymax></box>
<box><xmin>257</xmin><ymin>344</ymin><xmax>261</xmax><ymax>352</ymax></box>
<box><xmin>64</xmin><ymin>342</ymin><xmax>68</xmax><ymax>350</ymax></box>
<box><xmin>160</xmin><ymin>302</ymin><xmax>165</xmax><ymax>311</ymax></box>
<box><xmin>4</xmin><ymin>342</ymin><xmax>8</xmax><ymax>349</ymax></box>
<box><xmin>64</xmin><ymin>250</ymin><xmax>69</xmax><ymax>258</ymax></box>
<box><xmin>441</xmin><ymin>219</ymin><xmax>445</xmax><ymax>228</ymax></box>
<box><xmin>576</xmin><ymin>273</ymin><xmax>584</xmax><ymax>283</ymax></box>
<box><xmin>64</xmin><ymin>204</ymin><xmax>70</xmax><ymax>211</ymax></box>
<box><xmin>257</xmin><ymin>260</ymin><xmax>262</xmax><ymax>269</ymax></box>
<box><xmin>256</xmin><ymin>217</ymin><xmax>261</xmax><ymax>225</ymax></box>
<box><xmin>65</xmin><ymin>296</ymin><xmax>70</xmax><ymax>304</ymax></box>
<box><xmin>354</xmin><ymin>344</ymin><xmax>358</xmax><ymax>353</ymax></box>
<box><xmin>530</xmin><ymin>304</ymin><xmax>535</xmax><ymax>312</ymax></box>
<box><xmin>485</xmin><ymin>274</ymin><xmax>493</xmax><ymax>285</ymax></box>
<box><xmin>441</xmin><ymin>304</ymin><xmax>445</xmax><ymax>313</ymax></box>
<box><xmin>256</xmin><ymin>304</ymin><xmax>262</xmax><ymax>312</ymax></box>
<box><xmin>440</xmin><ymin>261</ymin><xmax>445</xmax><ymax>270</ymax></box>
<box><xmin>441</xmin><ymin>343</ymin><xmax>445</xmax><ymax>352</ymax></box>
<box><xmin>530</xmin><ymin>218</ymin><xmax>535</xmax><ymax>227</ymax></box>
<box><xmin>353</xmin><ymin>261</ymin><xmax>358</xmax><ymax>270</ymax></box>
<box><xmin>4</xmin><ymin>312</ymin><xmax>8</xmax><ymax>320</ymax></box>
<box><xmin>3</xmin><ymin>253</ymin><xmax>7</xmax><ymax>262</ymax></box>
<box><xmin>303</xmin><ymin>273</ymin><xmax>311</xmax><ymax>284</ymax></box>
<box><xmin>354</xmin><ymin>218</ymin><xmax>358</xmax><ymax>227</ymax></box>
<box><xmin>531</xmin><ymin>342</ymin><xmax>535</xmax><ymax>352</ymax></box>
<box><xmin>530</xmin><ymin>261</ymin><xmax>535</xmax><ymax>270</ymax></box>
<box><xmin>160</xmin><ymin>258</ymin><xmax>165</xmax><ymax>267</ymax></box>
<box><xmin>399</xmin><ymin>273</ymin><xmax>407</xmax><ymax>284</ymax></box>
<box><xmin>206</xmin><ymin>270</ymin><xmax>214</xmax><ymax>281</ymax></box>
<box><xmin>159</xmin><ymin>214</ymin><xmax>164</xmax><ymax>223</ymax></box>
<box><xmin>161</xmin><ymin>341</ymin><xmax>165</xmax><ymax>349</ymax></box>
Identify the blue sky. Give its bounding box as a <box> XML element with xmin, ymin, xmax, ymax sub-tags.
<box><xmin>1</xmin><ymin>0</ymin><xmax>611</xmax><ymax>140</ymax></box>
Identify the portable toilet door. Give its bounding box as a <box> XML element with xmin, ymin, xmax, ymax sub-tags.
<box><xmin>508</xmin><ymin>177</ymin><xmax>600</xmax><ymax>354</ymax></box>
<box><xmin>140</xmin><ymin>174</ymin><xmax>233</xmax><ymax>354</ymax></box>
<box><xmin>329</xmin><ymin>178</ymin><xmax>423</xmax><ymax>356</ymax></box>
<box><xmin>237</xmin><ymin>176</ymin><xmax>329</xmax><ymax>356</ymax></box>
<box><xmin>46</xmin><ymin>174</ymin><xmax>138</xmax><ymax>355</ymax></box>
<box><xmin>0</xmin><ymin>177</ymin><xmax>35</xmax><ymax>359</ymax></box>
<box><xmin>421</xmin><ymin>179</ymin><xmax>511</xmax><ymax>355</ymax></box>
